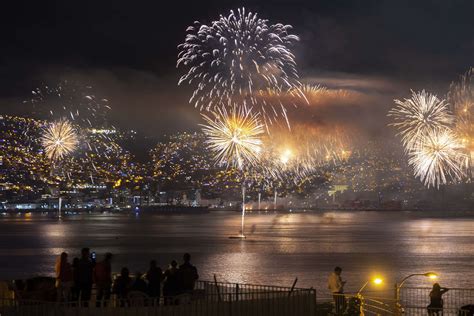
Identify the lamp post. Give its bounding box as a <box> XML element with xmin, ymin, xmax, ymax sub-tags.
<box><xmin>356</xmin><ymin>278</ymin><xmax>383</xmax><ymax>316</ymax></box>
<box><xmin>258</xmin><ymin>192</ymin><xmax>261</xmax><ymax>211</ymax></box>
<box><xmin>395</xmin><ymin>272</ymin><xmax>438</xmax><ymax>315</ymax></box>
<box><xmin>58</xmin><ymin>196</ymin><xmax>62</xmax><ymax>220</ymax></box>
<box><xmin>273</xmin><ymin>190</ymin><xmax>277</xmax><ymax>210</ymax></box>
<box><xmin>358</xmin><ymin>277</ymin><xmax>383</xmax><ymax>295</ymax></box>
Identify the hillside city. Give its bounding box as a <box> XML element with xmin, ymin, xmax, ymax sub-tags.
<box><xmin>1</xmin><ymin>114</ymin><xmax>472</xmax><ymax>212</ymax></box>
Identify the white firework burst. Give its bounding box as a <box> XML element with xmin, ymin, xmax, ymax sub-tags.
<box><xmin>178</xmin><ymin>7</ymin><xmax>303</xmax><ymax>128</ymax></box>
<box><xmin>408</xmin><ymin>129</ymin><xmax>468</xmax><ymax>188</ymax></box>
<box><xmin>389</xmin><ymin>90</ymin><xmax>454</xmax><ymax>151</ymax></box>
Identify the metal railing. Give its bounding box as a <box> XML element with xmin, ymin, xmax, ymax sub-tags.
<box><xmin>316</xmin><ymin>293</ymin><xmax>397</xmax><ymax>315</ymax></box>
<box><xmin>3</xmin><ymin>278</ymin><xmax>474</xmax><ymax>315</ymax></box>
<box><xmin>0</xmin><ymin>280</ymin><xmax>317</xmax><ymax>316</ymax></box>
<box><xmin>194</xmin><ymin>279</ymin><xmax>307</xmax><ymax>301</ymax></box>
<box><xmin>399</xmin><ymin>287</ymin><xmax>474</xmax><ymax>316</ymax></box>
<box><xmin>316</xmin><ymin>288</ymin><xmax>474</xmax><ymax>316</ymax></box>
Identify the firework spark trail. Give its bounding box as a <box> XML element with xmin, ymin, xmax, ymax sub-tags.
<box><xmin>30</xmin><ymin>81</ymin><xmax>111</xmax><ymax>129</ymax></box>
<box><xmin>29</xmin><ymin>81</ymin><xmax>119</xmax><ymax>178</ymax></box>
<box><xmin>257</xmin><ymin>144</ymin><xmax>314</xmax><ymax>183</ymax></box>
<box><xmin>178</xmin><ymin>7</ymin><xmax>304</xmax><ymax>128</ymax></box>
<box><xmin>29</xmin><ymin>81</ymin><xmax>114</xmax><ymax>154</ymax></box>
<box><xmin>41</xmin><ymin>119</ymin><xmax>79</xmax><ymax>162</ymax></box>
<box><xmin>201</xmin><ymin>106</ymin><xmax>264</xmax><ymax>238</ymax></box>
<box><xmin>299</xmin><ymin>83</ymin><xmax>360</xmax><ymax>104</ymax></box>
<box><xmin>200</xmin><ymin>106</ymin><xmax>264</xmax><ymax>170</ymax></box>
<box><xmin>448</xmin><ymin>67</ymin><xmax>474</xmax><ymax>160</ymax></box>
<box><xmin>449</xmin><ymin>67</ymin><xmax>474</xmax><ymax>119</ymax></box>
<box><xmin>388</xmin><ymin>90</ymin><xmax>454</xmax><ymax>151</ymax></box>
<box><xmin>408</xmin><ymin>129</ymin><xmax>468</xmax><ymax>188</ymax></box>
<box><xmin>256</xmin><ymin>125</ymin><xmax>352</xmax><ymax>184</ymax></box>
<box><xmin>299</xmin><ymin>83</ymin><xmax>327</xmax><ymax>96</ymax></box>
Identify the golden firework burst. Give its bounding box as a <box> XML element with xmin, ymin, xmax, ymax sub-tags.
<box><xmin>41</xmin><ymin>119</ymin><xmax>79</xmax><ymax>162</ymax></box>
<box><xmin>201</xmin><ymin>107</ymin><xmax>264</xmax><ymax>170</ymax></box>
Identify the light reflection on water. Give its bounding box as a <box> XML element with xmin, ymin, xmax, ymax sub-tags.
<box><xmin>0</xmin><ymin>211</ymin><xmax>473</xmax><ymax>294</ymax></box>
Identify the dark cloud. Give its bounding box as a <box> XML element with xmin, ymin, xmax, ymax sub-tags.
<box><xmin>0</xmin><ymin>0</ymin><xmax>472</xmax><ymax>138</ymax></box>
<box><xmin>280</xmin><ymin>73</ymin><xmax>402</xmax><ymax>138</ymax></box>
<box><xmin>0</xmin><ymin>66</ymin><xmax>202</xmax><ymax>137</ymax></box>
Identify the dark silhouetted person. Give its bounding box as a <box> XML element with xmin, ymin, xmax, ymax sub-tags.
<box><xmin>328</xmin><ymin>266</ymin><xmax>346</xmax><ymax>315</ymax></box>
<box><xmin>76</xmin><ymin>248</ymin><xmax>94</xmax><ymax>306</ymax></box>
<box><xmin>178</xmin><ymin>253</ymin><xmax>199</xmax><ymax>294</ymax></box>
<box><xmin>55</xmin><ymin>252</ymin><xmax>73</xmax><ymax>302</ymax></box>
<box><xmin>427</xmin><ymin>283</ymin><xmax>449</xmax><ymax>315</ymax></box>
<box><xmin>163</xmin><ymin>260</ymin><xmax>179</xmax><ymax>305</ymax></box>
<box><xmin>70</xmin><ymin>257</ymin><xmax>80</xmax><ymax>302</ymax></box>
<box><xmin>146</xmin><ymin>260</ymin><xmax>163</xmax><ymax>302</ymax></box>
<box><xmin>94</xmin><ymin>252</ymin><xmax>113</xmax><ymax>307</ymax></box>
<box><xmin>113</xmin><ymin>267</ymin><xmax>132</xmax><ymax>307</ymax></box>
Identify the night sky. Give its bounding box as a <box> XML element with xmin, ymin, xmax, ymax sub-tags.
<box><xmin>1</xmin><ymin>0</ymin><xmax>473</xmax><ymax>136</ymax></box>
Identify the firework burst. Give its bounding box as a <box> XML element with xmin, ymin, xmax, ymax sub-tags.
<box><xmin>448</xmin><ymin>67</ymin><xmax>474</xmax><ymax>158</ymax></box>
<box><xmin>449</xmin><ymin>67</ymin><xmax>474</xmax><ymax>118</ymax></box>
<box><xmin>201</xmin><ymin>106</ymin><xmax>264</xmax><ymax>169</ymax></box>
<box><xmin>408</xmin><ymin>129</ymin><xmax>468</xmax><ymax>188</ymax></box>
<box><xmin>178</xmin><ymin>7</ymin><xmax>303</xmax><ymax>128</ymax></box>
<box><xmin>389</xmin><ymin>90</ymin><xmax>454</xmax><ymax>151</ymax></box>
<box><xmin>300</xmin><ymin>83</ymin><xmax>327</xmax><ymax>96</ymax></box>
<box><xmin>257</xmin><ymin>125</ymin><xmax>352</xmax><ymax>184</ymax></box>
<box><xmin>41</xmin><ymin>119</ymin><xmax>79</xmax><ymax>162</ymax></box>
<box><xmin>299</xmin><ymin>83</ymin><xmax>359</xmax><ymax>103</ymax></box>
<box><xmin>29</xmin><ymin>80</ymin><xmax>118</xmax><ymax>177</ymax></box>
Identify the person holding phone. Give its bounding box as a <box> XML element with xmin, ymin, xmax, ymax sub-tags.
<box><xmin>328</xmin><ymin>266</ymin><xmax>346</xmax><ymax>315</ymax></box>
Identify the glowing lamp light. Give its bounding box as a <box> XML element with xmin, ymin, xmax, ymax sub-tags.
<box><xmin>424</xmin><ymin>272</ymin><xmax>438</xmax><ymax>280</ymax></box>
<box><xmin>358</xmin><ymin>276</ymin><xmax>384</xmax><ymax>294</ymax></box>
<box><xmin>373</xmin><ymin>278</ymin><xmax>383</xmax><ymax>285</ymax></box>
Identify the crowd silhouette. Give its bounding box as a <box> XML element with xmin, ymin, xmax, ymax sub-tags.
<box><xmin>54</xmin><ymin>248</ymin><xmax>198</xmax><ymax>306</ymax></box>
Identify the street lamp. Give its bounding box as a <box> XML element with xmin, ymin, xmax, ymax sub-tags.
<box><xmin>358</xmin><ymin>277</ymin><xmax>384</xmax><ymax>295</ymax></box>
<box><xmin>395</xmin><ymin>272</ymin><xmax>438</xmax><ymax>315</ymax></box>
<box><xmin>356</xmin><ymin>277</ymin><xmax>384</xmax><ymax>315</ymax></box>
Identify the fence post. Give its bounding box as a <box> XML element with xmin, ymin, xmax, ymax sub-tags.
<box><xmin>236</xmin><ymin>283</ymin><xmax>239</xmax><ymax>302</ymax></box>
<box><xmin>313</xmin><ymin>289</ymin><xmax>317</xmax><ymax>316</ymax></box>
<box><xmin>214</xmin><ymin>274</ymin><xmax>222</xmax><ymax>302</ymax></box>
<box><xmin>394</xmin><ymin>283</ymin><xmax>402</xmax><ymax>316</ymax></box>
<box><xmin>288</xmin><ymin>277</ymin><xmax>298</xmax><ymax>298</ymax></box>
